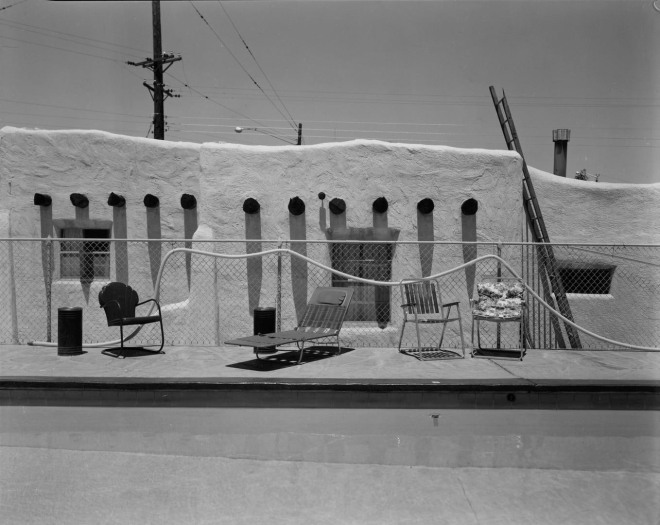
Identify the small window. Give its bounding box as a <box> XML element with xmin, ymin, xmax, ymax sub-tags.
<box><xmin>60</xmin><ymin>228</ymin><xmax>111</xmax><ymax>280</ymax></box>
<box><xmin>329</xmin><ymin>242</ymin><xmax>394</xmax><ymax>327</ymax></box>
<box><xmin>558</xmin><ymin>262</ymin><xmax>615</xmax><ymax>295</ymax></box>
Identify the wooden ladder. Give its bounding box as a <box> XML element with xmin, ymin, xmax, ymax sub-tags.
<box><xmin>489</xmin><ymin>86</ymin><xmax>581</xmax><ymax>349</ymax></box>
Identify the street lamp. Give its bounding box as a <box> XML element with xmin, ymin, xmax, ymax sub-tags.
<box><xmin>235</xmin><ymin>123</ymin><xmax>302</xmax><ymax>145</ymax></box>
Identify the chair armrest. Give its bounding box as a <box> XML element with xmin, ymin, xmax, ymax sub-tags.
<box><xmin>400</xmin><ymin>302</ymin><xmax>417</xmax><ymax>308</ymax></box>
<box><xmin>442</xmin><ymin>301</ymin><xmax>460</xmax><ymax>307</ymax></box>
<box><xmin>137</xmin><ymin>298</ymin><xmax>162</xmax><ymax>317</ymax></box>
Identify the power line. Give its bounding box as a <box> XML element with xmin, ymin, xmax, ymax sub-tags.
<box><xmin>0</xmin><ymin>17</ymin><xmax>150</xmax><ymax>56</ymax></box>
<box><xmin>0</xmin><ymin>0</ymin><xmax>29</xmax><ymax>12</ymax></box>
<box><xmin>0</xmin><ymin>97</ymin><xmax>150</xmax><ymax>119</ymax></box>
<box><xmin>188</xmin><ymin>1</ymin><xmax>298</xmax><ymax>132</ymax></box>
<box><xmin>164</xmin><ymin>71</ymin><xmax>292</xmax><ymax>141</ymax></box>
<box><xmin>0</xmin><ymin>34</ymin><xmax>132</xmax><ymax>64</ymax></box>
<box><xmin>166</xmin><ymin>118</ymin><xmax>659</xmax><ymax>142</ymax></box>
<box><xmin>182</xmin><ymin>84</ymin><xmax>660</xmax><ymax>106</ymax></box>
<box><xmin>0</xmin><ymin>109</ymin><xmax>150</xmax><ymax>126</ymax></box>
<box><xmin>168</xmin><ymin>114</ymin><xmax>658</xmax><ymax>133</ymax></box>
<box><xmin>218</xmin><ymin>0</ymin><xmax>297</xmax><ymax>130</ymax></box>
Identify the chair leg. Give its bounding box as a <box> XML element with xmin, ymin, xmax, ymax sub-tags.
<box><xmin>117</xmin><ymin>325</ymin><xmax>126</xmax><ymax>359</ymax></box>
<box><xmin>457</xmin><ymin>313</ymin><xmax>465</xmax><ymax>358</ymax></box>
<box><xmin>397</xmin><ymin>320</ymin><xmax>407</xmax><ymax>353</ymax></box>
<box><xmin>477</xmin><ymin>320</ymin><xmax>484</xmax><ymax>350</ymax></box>
<box><xmin>297</xmin><ymin>340</ymin><xmax>306</xmax><ymax>365</ymax></box>
<box><xmin>336</xmin><ymin>335</ymin><xmax>342</xmax><ymax>356</ymax></box>
<box><xmin>157</xmin><ymin>319</ymin><xmax>165</xmax><ymax>353</ymax></box>
<box><xmin>414</xmin><ymin>319</ymin><xmax>423</xmax><ymax>361</ymax></box>
<box><xmin>438</xmin><ymin>305</ymin><xmax>456</xmax><ymax>349</ymax></box>
<box><xmin>438</xmin><ymin>316</ymin><xmax>449</xmax><ymax>349</ymax></box>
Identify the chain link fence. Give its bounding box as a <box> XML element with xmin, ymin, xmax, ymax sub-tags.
<box><xmin>0</xmin><ymin>239</ymin><xmax>658</xmax><ymax>351</ymax></box>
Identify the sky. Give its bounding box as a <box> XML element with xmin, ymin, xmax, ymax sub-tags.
<box><xmin>0</xmin><ymin>0</ymin><xmax>658</xmax><ymax>184</ymax></box>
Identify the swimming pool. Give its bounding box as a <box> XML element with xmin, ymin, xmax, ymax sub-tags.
<box><xmin>1</xmin><ymin>406</ymin><xmax>658</xmax><ymax>524</ymax></box>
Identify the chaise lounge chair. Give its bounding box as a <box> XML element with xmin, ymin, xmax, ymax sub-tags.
<box><xmin>225</xmin><ymin>287</ymin><xmax>354</xmax><ymax>364</ymax></box>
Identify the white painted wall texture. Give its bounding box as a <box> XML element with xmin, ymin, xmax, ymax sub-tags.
<box><xmin>1</xmin><ymin>126</ymin><xmax>658</xmax><ymax>349</ymax></box>
<box><xmin>529</xmin><ymin>167</ymin><xmax>660</xmax><ymax>348</ymax></box>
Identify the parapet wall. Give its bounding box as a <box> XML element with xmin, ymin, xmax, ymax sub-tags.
<box><xmin>1</xmin><ymin>127</ymin><xmax>658</xmax><ymax>349</ymax></box>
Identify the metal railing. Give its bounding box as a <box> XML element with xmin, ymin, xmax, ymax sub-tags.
<box><xmin>1</xmin><ymin>239</ymin><xmax>658</xmax><ymax>350</ymax></box>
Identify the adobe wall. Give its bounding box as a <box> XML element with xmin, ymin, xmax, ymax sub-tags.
<box><xmin>1</xmin><ymin>126</ymin><xmax>657</xmax><ymax>349</ymax></box>
<box><xmin>0</xmin><ymin>127</ymin><xmax>524</xmax><ymax>346</ymax></box>
<box><xmin>529</xmin><ymin>167</ymin><xmax>660</xmax><ymax>348</ymax></box>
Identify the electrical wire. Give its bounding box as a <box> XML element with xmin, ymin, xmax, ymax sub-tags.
<box><xmin>168</xmin><ymin>113</ymin><xmax>658</xmax><ymax>134</ymax></box>
<box><xmin>0</xmin><ymin>0</ymin><xmax>28</xmax><ymax>12</ymax></box>
<box><xmin>0</xmin><ymin>97</ymin><xmax>150</xmax><ymax>120</ymax></box>
<box><xmin>189</xmin><ymin>1</ymin><xmax>298</xmax><ymax>132</ymax></box>
<box><xmin>0</xmin><ymin>34</ymin><xmax>132</xmax><ymax>63</ymax></box>
<box><xmin>163</xmin><ymin>71</ymin><xmax>289</xmax><ymax>140</ymax></box>
<box><xmin>218</xmin><ymin>0</ymin><xmax>298</xmax><ymax>131</ymax></box>
<box><xmin>0</xmin><ymin>17</ymin><xmax>150</xmax><ymax>56</ymax></box>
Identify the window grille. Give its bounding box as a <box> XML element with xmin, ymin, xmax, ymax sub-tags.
<box><xmin>557</xmin><ymin>262</ymin><xmax>616</xmax><ymax>294</ymax></box>
<box><xmin>329</xmin><ymin>242</ymin><xmax>394</xmax><ymax>327</ymax></box>
<box><xmin>59</xmin><ymin>228</ymin><xmax>111</xmax><ymax>280</ymax></box>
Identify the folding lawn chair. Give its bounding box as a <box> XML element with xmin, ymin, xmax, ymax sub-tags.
<box><xmin>397</xmin><ymin>278</ymin><xmax>465</xmax><ymax>360</ymax></box>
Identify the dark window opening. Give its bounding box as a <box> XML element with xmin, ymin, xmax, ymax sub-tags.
<box><xmin>60</xmin><ymin>228</ymin><xmax>111</xmax><ymax>280</ymax></box>
<box><xmin>330</xmin><ymin>242</ymin><xmax>394</xmax><ymax>328</ymax></box>
<box><xmin>558</xmin><ymin>263</ymin><xmax>615</xmax><ymax>295</ymax></box>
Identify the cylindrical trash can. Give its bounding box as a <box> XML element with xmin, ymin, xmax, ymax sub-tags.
<box><xmin>58</xmin><ymin>307</ymin><xmax>83</xmax><ymax>356</ymax></box>
<box><xmin>253</xmin><ymin>306</ymin><xmax>276</xmax><ymax>353</ymax></box>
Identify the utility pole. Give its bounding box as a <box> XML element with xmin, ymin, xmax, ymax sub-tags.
<box><xmin>128</xmin><ymin>1</ymin><xmax>181</xmax><ymax>140</ymax></box>
<box><xmin>151</xmin><ymin>0</ymin><xmax>165</xmax><ymax>140</ymax></box>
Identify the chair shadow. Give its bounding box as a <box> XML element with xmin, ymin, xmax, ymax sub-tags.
<box><xmin>227</xmin><ymin>346</ymin><xmax>355</xmax><ymax>372</ymax></box>
<box><xmin>401</xmin><ymin>347</ymin><xmax>465</xmax><ymax>360</ymax></box>
<box><xmin>102</xmin><ymin>347</ymin><xmax>165</xmax><ymax>359</ymax></box>
<box><xmin>472</xmin><ymin>348</ymin><xmax>525</xmax><ymax>360</ymax></box>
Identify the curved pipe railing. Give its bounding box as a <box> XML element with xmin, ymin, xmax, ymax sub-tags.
<box><xmin>29</xmin><ymin>247</ymin><xmax>660</xmax><ymax>352</ymax></box>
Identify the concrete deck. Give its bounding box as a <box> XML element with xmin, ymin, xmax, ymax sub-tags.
<box><xmin>1</xmin><ymin>344</ymin><xmax>658</xmax><ymax>408</ymax></box>
<box><xmin>2</xmin><ymin>345</ymin><xmax>659</xmax><ymax>524</ymax></box>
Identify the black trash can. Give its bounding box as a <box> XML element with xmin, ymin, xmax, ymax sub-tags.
<box><xmin>253</xmin><ymin>306</ymin><xmax>276</xmax><ymax>353</ymax></box>
<box><xmin>58</xmin><ymin>307</ymin><xmax>83</xmax><ymax>356</ymax></box>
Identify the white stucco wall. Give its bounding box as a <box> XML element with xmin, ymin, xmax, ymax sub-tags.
<box><xmin>198</xmin><ymin>139</ymin><xmax>524</xmax><ymax>346</ymax></box>
<box><xmin>0</xmin><ymin>127</ymin><xmax>202</xmax><ymax>239</ymax></box>
<box><xmin>1</xmin><ymin>126</ymin><xmax>657</xmax><ymax>349</ymax></box>
<box><xmin>529</xmin><ymin>167</ymin><xmax>660</xmax><ymax>244</ymax></box>
<box><xmin>199</xmin><ymin>140</ymin><xmax>523</xmax><ymax>242</ymax></box>
<box><xmin>529</xmin><ymin>168</ymin><xmax>660</xmax><ymax>348</ymax></box>
<box><xmin>0</xmin><ymin>127</ymin><xmax>203</xmax><ymax>342</ymax></box>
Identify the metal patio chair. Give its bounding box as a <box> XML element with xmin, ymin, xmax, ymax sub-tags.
<box><xmin>397</xmin><ymin>278</ymin><xmax>465</xmax><ymax>360</ymax></box>
<box><xmin>225</xmin><ymin>287</ymin><xmax>354</xmax><ymax>365</ymax></box>
<box><xmin>471</xmin><ymin>276</ymin><xmax>529</xmax><ymax>361</ymax></box>
<box><xmin>98</xmin><ymin>282</ymin><xmax>164</xmax><ymax>358</ymax></box>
